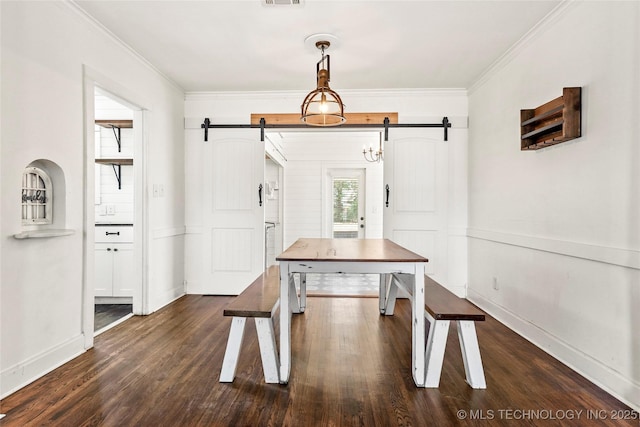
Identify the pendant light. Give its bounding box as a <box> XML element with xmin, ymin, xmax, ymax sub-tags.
<box><xmin>301</xmin><ymin>41</ymin><xmax>346</xmax><ymax>126</ymax></box>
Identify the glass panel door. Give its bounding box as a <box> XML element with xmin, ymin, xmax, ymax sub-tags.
<box><xmin>330</xmin><ymin>169</ymin><xmax>365</xmax><ymax>238</ymax></box>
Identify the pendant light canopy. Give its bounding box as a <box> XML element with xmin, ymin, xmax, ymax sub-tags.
<box><xmin>301</xmin><ymin>41</ymin><xmax>346</xmax><ymax>126</ymax></box>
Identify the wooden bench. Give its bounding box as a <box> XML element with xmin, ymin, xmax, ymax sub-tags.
<box><xmin>389</xmin><ymin>273</ymin><xmax>487</xmax><ymax>389</ymax></box>
<box><xmin>219</xmin><ymin>265</ymin><xmax>281</xmax><ymax>384</ymax></box>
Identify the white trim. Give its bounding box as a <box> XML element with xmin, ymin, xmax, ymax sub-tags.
<box><xmin>467</xmin><ymin>289</ymin><xmax>640</xmax><ymax>412</ymax></box>
<box><xmin>0</xmin><ymin>335</ymin><xmax>85</xmax><ymax>399</ymax></box>
<box><xmin>94</xmin><ymin>313</ymin><xmax>134</xmax><ymax>337</ymax></box>
<box><xmin>469</xmin><ymin>0</ymin><xmax>579</xmax><ymax>94</ymax></box>
<box><xmin>185</xmin><ymin>226</ymin><xmax>204</xmax><ymax>234</ymax></box>
<box><xmin>184</xmin><ymin>88</ymin><xmax>468</xmax><ymax>101</ymax></box>
<box><xmin>467</xmin><ymin>228</ymin><xmax>640</xmax><ymax>270</ymax></box>
<box><xmin>64</xmin><ymin>1</ymin><xmax>182</xmax><ymax>92</ymax></box>
<box><xmin>150</xmin><ymin>292</ymin><xmax>186</xmax><ymax>314</ymax></box>
<box><xmin>82</xmin><ymin>70</ymin><xmax>152</xmax><ymax>350</ymax></box>
<box><xmin>152</xmin><ymin>226</ymin><xmax>186</xmax><ymax>239</ymax></box>
<box><xmin>13</xmin><ymin>229</ymin><xmax>75</xmax><ymax>239</ymax></box>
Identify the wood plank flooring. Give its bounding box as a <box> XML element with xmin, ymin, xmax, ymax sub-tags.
<box><xmin>1</xmin><ymin>295</ymin><xmax>636</xmax><ymax>426</ymax></box>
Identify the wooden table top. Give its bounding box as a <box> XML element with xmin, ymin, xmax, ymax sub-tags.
<box><xmin>276</xmin><ymin>238</ymin><xmax>428</xmax><ymax>263</ymax></box>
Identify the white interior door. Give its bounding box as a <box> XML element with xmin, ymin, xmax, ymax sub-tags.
<box><xmin>326</xmin><ymin>168</ymin><xmax>366</xmax><ymax>238</ymax></box>
<box><xmin>383</xmin><ymin>129</ymin><xmax>447</xmax><ymax>276</ymax></box>
<box><xmin>199</xmin><ymin>130</ymin><xmax>265</xmax><ymax>294</ymax></box>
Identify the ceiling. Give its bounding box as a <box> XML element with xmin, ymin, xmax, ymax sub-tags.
<box><xmin>74</xmin><ymin>0</ymin><xmax>561</xmax><ymax>93</ymax></box>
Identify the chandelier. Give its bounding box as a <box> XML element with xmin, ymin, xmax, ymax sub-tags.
<box><xmin>363</xmin><ymin>135</ymin><xmax>384</xmax><ymax>163</ymax></box>
<box><xmin>300</xmin><ymin>41</ymin><xmax>346</xmax><ymax>126</ymax></box>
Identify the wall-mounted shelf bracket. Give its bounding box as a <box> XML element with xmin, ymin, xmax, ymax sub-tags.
<box><xmin>95</xmin><ymin>120</ymin><xmax>133</xmax><ymax>153</ymax></box>
<box><xmin>95</xmin><ymin>158</ymin><xmax>133</xmax><ymax>190</ymax></box>
<box><xmin>111</xmin><ymin>125</ymin><xmax>122</xmax><ymax>152</ymax></box>
<box><xmin>112</xmin><ymin>164</ymin><xmax>122</xmax><ymax>189</ymax></box>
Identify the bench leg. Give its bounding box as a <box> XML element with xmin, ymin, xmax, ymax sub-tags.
<box><xmin>220</xmin><ymin>317</ymin><xmax>247</xmax><ymax>382</ymax></box>
<box><xmin>457</xmin><ymin>321</ymin><xmax>486</xmax><ymax>389</ymax></box>
<box><xmin>424</xmin><ymin>314</ymin><xmax>450</xmax><ymax>388</ymax></box>
<box><xmin>255</xmin><ymin>318</ymin><xmax>280</xmax><ymax>383</ymax></box>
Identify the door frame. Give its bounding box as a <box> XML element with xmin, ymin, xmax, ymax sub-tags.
<box><xmin>322</xmin><ymin>165</ymin><xmax>366</xmax><ymax>238</ymax></box>
<box><xmin>82</xmin><ymin>66</ymin><xmax>150</xmax><ymax>349</ymax></box>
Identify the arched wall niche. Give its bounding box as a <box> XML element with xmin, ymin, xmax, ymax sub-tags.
<box><xmin>14</xmin><ymin>159</ymin><xmax>72</xmax><ymax>239</ymax></box>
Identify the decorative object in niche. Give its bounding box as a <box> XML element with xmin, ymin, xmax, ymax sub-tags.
<box><xmin>520</xmin><ymin>87</ymin><xmax>581</xmax><ymax>150</ymax></box>
<box><xmin>15</xmin><ymin>159</ymin><xmax>74</xmax><ymax>239</ymax></box>
<box><xmin>22</xmin><ymin>166</ymin><xmax>52</xmax><ymax>225</ymax></box>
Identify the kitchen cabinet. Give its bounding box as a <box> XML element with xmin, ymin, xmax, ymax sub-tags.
<box><xmin>95</xmin><ymin>225</ymin><xmax>134</xmax><ymax>297</ymax></box>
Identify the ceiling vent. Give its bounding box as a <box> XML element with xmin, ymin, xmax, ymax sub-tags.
<box><xmin>263</xmin><ymin>0</ymin><xmax>302</xmax><ymax>5</ymax></box>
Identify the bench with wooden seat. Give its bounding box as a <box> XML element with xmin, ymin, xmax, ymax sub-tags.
<box><xmin>219</xmin><ymin>265</ymin><xmax>303</xmax><ymax>384</ymax></box>
<box><xmin>220</xmin><ymin>265</ymin><xmax>281</xmax><ymax>384</ymax></box>
<box><xmin>388</xmin><ymin>273</ymin><xmax>487</xmax><ymax>389</ymax></box>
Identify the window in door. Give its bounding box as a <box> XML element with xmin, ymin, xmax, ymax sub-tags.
<box><xmin>328</xmin><ymin>169</ymin><xmax>365</xmax><ymax>238</ymax></box>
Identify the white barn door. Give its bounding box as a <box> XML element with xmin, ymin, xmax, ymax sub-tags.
<box><xmin>186</xmin><ymin>128</ymin><xmax>265</xmax><ymax>295</ymax></box>
<box><xmin>383</xmin><ymin>129</ymin><xmax>448</xmax><ymax>278</ymax></box>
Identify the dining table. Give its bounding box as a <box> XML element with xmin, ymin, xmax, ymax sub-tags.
<box><xmin>276</xmin><ymin>238</ymin><xmax>429</xmax><ymax>387</ymax></box>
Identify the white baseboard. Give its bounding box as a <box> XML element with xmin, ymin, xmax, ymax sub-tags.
<box><xmin>1</xmin><ymin>334</ymin><xmax>85</xmax><ymax>399</ymax></box>
<box><xmin>150</xmin><ymin>289</ymin><xmax>185</xmax><ymax>314</ymax></box>
<box><xmin>467</xmin><ymin>289</ymin><xmax>640</xmax><ymax>412</ymax></box>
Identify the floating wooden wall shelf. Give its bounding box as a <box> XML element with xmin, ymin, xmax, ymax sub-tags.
<box><xmin>520</xmin><ymin>87</ymin><xmax>581</xmax><ymax>151</ymax></box>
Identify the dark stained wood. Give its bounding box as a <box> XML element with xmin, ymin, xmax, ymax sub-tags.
<box><xmin>0</xmin><ymin>296</ymin><xmax>636</xmax><ymax>426</ymax></box>
<box><xmin>277</xmin><ymin>238</ymin><xmax>428</xmax><ymax>263</ymax></box>
<box><xmin>520</xmin><ymin>87</ymin><xmax>581</xmax><ymax>150</ymax></box>
<box><xmin>250</xmin><ymin>112</ymin><xmax>399</xmax><ymax>126</ymax></box>
<box><xmin>223</xmin><ymin>265</ymin><xmax>280</xmax><ymax>318</ymax></box>
<box><xmin>424</xmin><ymin>275</ymin><xmax>486</xmax><ymax>322</ymax></box>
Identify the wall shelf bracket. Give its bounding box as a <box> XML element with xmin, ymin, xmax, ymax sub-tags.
<box><xmin>95</xmin><ymin>159</ymin><xmax>132</xmax><ymax>190</ymax></box>
<box><xmin>112</xmin><ymin>164</ymin><xmax>122</xmax><ymax>190</ymax></box>
<box><xmin>95</xmin><ymin>120</ymin><xmax>132</xmax><ymax>152</ymax></box>
<box><xmin>110</xmin><ymin>125</ymin><xmax>122</xmax><ymax>152</ymax></box>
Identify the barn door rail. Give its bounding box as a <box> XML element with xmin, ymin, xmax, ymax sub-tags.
<box><xmin>200</xmin><ymin>117</ymin><xmax>451</xmax><ymax>142</ymax></box>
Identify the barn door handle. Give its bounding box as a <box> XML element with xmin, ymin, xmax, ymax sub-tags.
<box><xmin>385</xmin><ymin>185</ymin><xmax>390</xmax><ymax>207</ymax></box>
<box><xmin>258</xmin><ymin>184</ymin><xmax>263</xmax><ymax>207</ymax></box>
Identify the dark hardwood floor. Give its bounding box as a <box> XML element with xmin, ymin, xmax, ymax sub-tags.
<box><xmin>0</xmin><ymin>295</ymin><xmax>636</xmax><ymax>426</ymax></box>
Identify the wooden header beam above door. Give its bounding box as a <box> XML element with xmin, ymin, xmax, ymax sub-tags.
<box><xmin>250</xmin><ymin>113</ymin><xmax>398</xmax><ymax>126</ymax></box>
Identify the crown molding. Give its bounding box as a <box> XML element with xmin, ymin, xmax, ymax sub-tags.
<box><xmin>468</xmin><ymin>0</ymin><xmax>579</xmax><ymax>94</ymax></box>
<box><xmin>185</xmin><ymin>88</ymin><xmax>467</xmax><ymax>101</ymax></box>
<box><xmin>63</xmin><ymin>0</ymin><xmax>183</xmax><ymax>93</ymax></box>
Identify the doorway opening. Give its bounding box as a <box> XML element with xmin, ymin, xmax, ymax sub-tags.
<box><xmin>306</xmin><ymin>167</ymin><xmax>377</xmax><ymax>296</ymax></box>
<box><xmin>93</xmin><ymin>88</ymin><xmax>135</xmax><ymax>334</ymax></box>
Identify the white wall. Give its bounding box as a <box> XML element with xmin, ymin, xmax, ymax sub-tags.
<box><xmin>0</xmin><ymin>1</ymin><xmax>185</xmax><ymax>397</ymax></box>
<box><xmin>467</xmin><ymin>2</ymin><xmax>639</xmax><ymax>410</ymax></box>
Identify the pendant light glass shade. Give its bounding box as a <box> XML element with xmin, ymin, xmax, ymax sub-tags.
<box><xmin>301</xmin><ymin>42</ymin><xmax>346</xmax><ymax>126</ymax></box>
